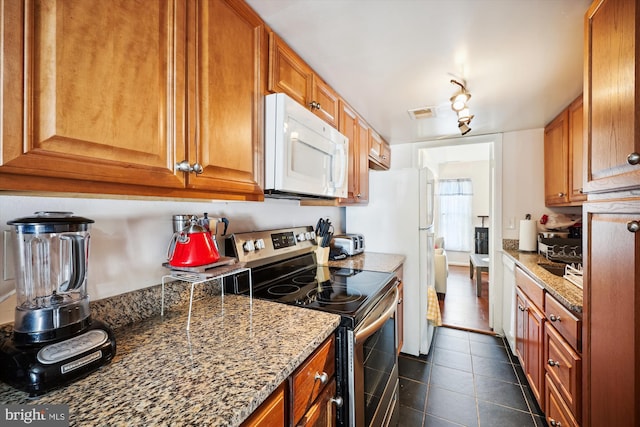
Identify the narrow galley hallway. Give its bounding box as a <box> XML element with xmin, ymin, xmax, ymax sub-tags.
<box><xmin>397</xmin><ymin>327</ymin><xmax>546</xmax><ymax>426</ymax></box>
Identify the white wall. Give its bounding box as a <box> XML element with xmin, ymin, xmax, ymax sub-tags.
<box><xmin>0</xmin><ymin>195</ymin><xmax>342</xmax><ymax>325</ymax></box>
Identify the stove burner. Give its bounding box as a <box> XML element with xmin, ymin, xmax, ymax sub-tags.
<box><xmin>267</xmin><ymin>284</ymin><xmax>301</xmax><ymax>296</ymax></box>
<box><xmin>292</xmin><ymin>275</ymin><xmax>317</xmax><ymax>285</ymax></box>
<box><xmin>304</xmin><ymin>284</ymin><xmax>364</xmax><ymax>305</ymax></box>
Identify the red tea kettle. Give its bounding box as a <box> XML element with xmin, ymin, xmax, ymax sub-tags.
<box><xmin>167</xmin><ymin>221</ymin><xmax>220</xmax><ymax>267</ymax></box>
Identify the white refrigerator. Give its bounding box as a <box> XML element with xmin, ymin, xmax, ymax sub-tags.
<box><xmin>346</xmin><ymin>167</ymin><xmax>436</xmax><ymax>356</ymax></box>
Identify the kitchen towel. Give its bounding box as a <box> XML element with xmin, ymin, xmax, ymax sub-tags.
<box><xmin>519</xmin><ymin>219</ymin><xmax>538</xmax><ymax>252</ymax></box>
<box><xmin>426</xmin><ymin>287</ymin><xmax>442</xmax><ymax>327</ymax></box>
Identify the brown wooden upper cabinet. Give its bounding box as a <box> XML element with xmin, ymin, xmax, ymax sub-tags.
<box><xmin>369</xmin><ymin>130</ymin><xmax>391</xmax><ymax>170</ymax></box>
<box><xmin>338</xmin><ymin>101</ymin><xmax>369</xmax><ymax>205</ymax></box>
<box><xmin>544</xmin><ymin>96</ymin><xmax>585</xmax><ymax>206</ymax></box>
<box><xmin>0</xmin><ymin>0</ymin><xmax>264</xmax><ymax>201</ymax></box>
<box><xmin>268</xmin><ymin>32</ymin><xmax>339</xmax><ymax>128</ymax></box>
<box><xmin>584</xmin><ymin>0</ymin><xmax>640</xmax><ymax>194</ymax></box>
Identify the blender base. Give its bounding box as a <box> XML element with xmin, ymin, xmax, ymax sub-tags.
<box><xmin>0</xmin><ymin>318</ymin><xmax>116</xmax><ymax>396</ymax></box>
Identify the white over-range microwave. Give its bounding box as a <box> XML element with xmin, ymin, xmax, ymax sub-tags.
<box><xmin>264</xmin><ymin>93</ymin><xmax>349</xmax><ymax>199</ymax></box>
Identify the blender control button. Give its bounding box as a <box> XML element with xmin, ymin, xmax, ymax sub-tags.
<box><xmin>37</xmin><ymin>329</ymin><xmax>109</xmax><ymax>364</ymax></box>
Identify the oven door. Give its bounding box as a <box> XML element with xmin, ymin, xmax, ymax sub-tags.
<box><xmin>348</xmin><ymin>285</ymin><xmax>399</xmax><ymax>427</ymax></box>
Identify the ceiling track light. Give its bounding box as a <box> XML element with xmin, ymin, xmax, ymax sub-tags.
<box><xmin>450</xmin><ymin>79</ymin><xmax>473</xmax><ymax>135</ymax></box>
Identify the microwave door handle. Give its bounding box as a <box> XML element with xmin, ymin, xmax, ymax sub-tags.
<box><xmin>333</xmin><ymin>143</ymin><xmax>346</xmax><ymax>189</ymax></box>
<box><xmin>354</xmin><ymin>287</ymin><xmax>399</xmax><ymax>344</ymax></box>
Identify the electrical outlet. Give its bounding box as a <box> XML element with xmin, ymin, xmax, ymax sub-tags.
<box><xmin>507</xmin><ymin>217</ymin><xmax>516</xmax><ymax>230</ymax></box>
<box><xmin>3</xmin><ymin>230</ymin><xmax>15</xmax><ymax>281</ymax></box>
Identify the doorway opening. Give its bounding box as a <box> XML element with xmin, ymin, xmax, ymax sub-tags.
<box><xmin>414</xmin><ymin>135</ymin><xmax>502</xmax><ymax>334</ymax></box>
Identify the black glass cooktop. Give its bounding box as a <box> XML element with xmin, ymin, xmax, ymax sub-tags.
<box><xmin>250</xmin><ymin>263</ymin><xmax>396</xmax><ymax>325</ymax></box>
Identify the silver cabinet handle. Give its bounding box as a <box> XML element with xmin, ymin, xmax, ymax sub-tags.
<box><xmin>549</xmin><ymin>419</ymin><xmax>562</xmax><ymax>427</ymax></box>
<box><xmin>329</xmin><ymin>396</ymin><xmax>343</xmax><ymax>408</ymax></box>
<box><xmin>628</xmin><ymin>221</ymin><xmax>640</xmax><ymax>233</ymax></box>
<box><xmin>627</xmin><ymin>152</ymin><xmax>640</xmax><ymax>165</ymax></box>
<box><xmin>176</xmin><ymin>160</ymin><xmax>203</xmax><ymax>175</ymax></box>
<box><xmin>314</xmin><ymin>372</ymin><xmax>328</xmax><ymax>385</ymax></box>
<box><xmin>548</xmin><ymin>358</ymin><xmax>560</xmax><ymax>367</ymax></box>
<box><xmin>549</xmin><ymin>314</ymin><xmax>561</xmax><ymax>322</ymax></box>
<box><xmin>557</xmin><ymin>192</ymin><xmax>566</xmax><ymax>197</ymax></box>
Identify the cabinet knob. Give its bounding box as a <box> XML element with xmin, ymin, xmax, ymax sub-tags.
<box><xmin>548</xmin><ymin>358</ymin><xmax>560</xmax><ymax>367</ymax></box>
<box><xmin>329</xmin><ymin>396</ymin><xmax>343</xmax><ymax>408</ymax></box>
<box><xmin>356</xmin><ymin>193</ymin><xmax>362</xmax><ymax>198</ymax></box>
<box><xmin>549</xmin><ymin>314</ymin><xmax>561</xmax><ymax>322</ymax></box>
<box><xmin>627</xmin><ymin>152</ymin><xmax>640</xmax><ymax>166</ymax></box>
<box><xmin>314</xmin><ymin>372</ymin><xmax>329</xmax><ymax>385</ymax></box>
<box><xmin>176</xmin><ymin>160</ymin><xmax>204</xmax><ymax>175</ymax></box>
<box><xmin>518</xmin><ymin>304</ymin><xmax>525</xmax><ymax>312</ymax></box>
<box><xmin>309</xmin><ymin>101</ymin><xmax>322</xmax><ymax>111</ymax></box>
<box><xmin>627</xmin><ymin>221</ymin><xmax>640</xmax><ymax>233</ymax></box>
<box><xmin>549</xmin><ymin>419</ymin><xmax>562</xmax><ymax>426</ymax></box>
<box><xmin>557</xmin><ymin>192</ymin><xmax>566</xmax><ymax>198</ymax></box>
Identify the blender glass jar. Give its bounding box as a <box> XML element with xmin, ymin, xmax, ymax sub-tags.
<box><xmin>7</xmin><ymin>212</ymin><xmax>94</xmax><ymax>341</ymax></box>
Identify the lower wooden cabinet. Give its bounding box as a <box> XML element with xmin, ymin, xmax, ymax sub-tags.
<box><xmin>241</xmin><ymin>335</ymin><xmax>338</xmax><ymax>426</ymax></box>
<box><xmin>515</xmin><ymin>268</ymin><xmax>545</xmax><ymax>408</ymax></box>
<box><xmin>291</xmin><ymin>336</ymin><xmax>335</xmax><ymax>425</ymax></box>
<box><xmin>241</xmin><ymin>382</ymin><xmax>287</xmax><ymax>426</ymax></box>
<box><xmin>546</xmin><ymin>374</ymin><xmax>580</xmax><ymax>427</ymax></box>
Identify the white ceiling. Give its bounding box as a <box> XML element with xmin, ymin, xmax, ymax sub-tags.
<box><xmin>246</xmin><ymin>0</ymin><xmax>591</xmax><ymax>144</ymax></box>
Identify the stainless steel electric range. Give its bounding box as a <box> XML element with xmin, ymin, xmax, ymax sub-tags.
<box><xmin>224</xmin><ymin>226</ymin><xmax>399</xmax><ymax>427</ymax></box>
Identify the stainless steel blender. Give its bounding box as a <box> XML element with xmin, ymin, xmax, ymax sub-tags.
<box><xmin>0</xmin><ymin>212</ymin><xmax>116</xmax><ymax>395</ymax></box>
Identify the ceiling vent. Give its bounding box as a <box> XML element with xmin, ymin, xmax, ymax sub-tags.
<box><xmin>407</xmin><ymin>106</ymin><xmax>437</xmax><ymax>120</ymax></box>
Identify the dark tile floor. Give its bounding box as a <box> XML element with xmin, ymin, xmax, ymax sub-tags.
<box><xmin>398</xmin><ymin>327</ymin><xmax>547</xmax><ymax>427</ymax></box>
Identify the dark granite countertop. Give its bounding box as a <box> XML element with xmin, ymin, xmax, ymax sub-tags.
<box><xmin>326</xmin><ymin>251</ymin><xmax>405</xmax><ymax>273</ymax></box>
<box><xmin>503</xmin><ymin>249</ymin><xmax>583</xmax><ymax>315</ymax></box>
<box><xmin>0</xmin><ymin>295</ymin><xmax>341</xmax><ymax>426</ymax></box>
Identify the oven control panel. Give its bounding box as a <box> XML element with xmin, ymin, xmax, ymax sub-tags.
<box><xmin>225</xmin><ymin>226</ymin><xmax>317</xmax><ymax>267</ymax></box>
<box><xmin>271</xmin><ymin>231</ymin><xmax>297</xmax><ymax>249</ymax></box>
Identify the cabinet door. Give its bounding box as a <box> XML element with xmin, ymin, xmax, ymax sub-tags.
<box><xmin>295</xmin><ymin>380</ymin><xmax>336</xmax><ymax>427</ymax></box>
<box><xmin>369</xmin><ymin>130</ymin><xmax>391</xmax><ymax>170</ymax></box>
<box><xmin>1</xmin><ymin>0</ymin><xmax>186</xmax><ymax>189</ymax></box>
<box><xmin>585</xmin><ymin>0</ymin><xmax>640</xmax><ymax>193</ymax></box>
<box><xmin>584</xmin><ymin>201</ymin><xmax>640</xmax><ymax>426</ymax></box>
<box><xmin>525</xmin><ymin>301</ymin><xmax>545</xmax><ymax>408</ymax></box>
<box><xmin>515</xmin><ymin>289</ymin><xmax>527</xmax><ymax>363</ymax></box>
<box><xmin>186</xmin><ymin>0</ymin><xmax>263</xmax><ymax>198</ymax></box>
<box><xmin>339</xmin><ymin>101</ymin><xmax>360</xmax><ymax>204</ymax></box>
<box><xmin>544</xmin><ymin>109</ymin><xmax>570</xmax><ymax>205</ymax></box>
<box><xmin>337</xmin><ymin>101</ymin><xmax>368</xmax><ymax>205</ymax></box>
<box><xmin>241</xmin><ymin>382</ymin><xmax>287</xmax><ymax>426</ymax></box>
<box><xmin>568</xmin><ymin>96</ymin><xmax>586</xmax><ymax>202</ymax></box>
<box><xmin>268</xmin><ymin>32</ymin><xmax>313</xmax><ymax>107</ymax></box>
<box><xmin>312</xmin><ymin>77</ymin><xmax>339</xmax><ymax>128</ymax></box>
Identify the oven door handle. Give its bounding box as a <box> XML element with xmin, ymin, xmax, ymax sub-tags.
<box><xmin>354</xmin><ymin>287</ymin><xmax>399</xmax><ymax>344</ymax></box>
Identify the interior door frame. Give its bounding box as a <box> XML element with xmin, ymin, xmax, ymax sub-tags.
<box><xmin>412</xmin><ymin>134</ymin><xmax>504</xmax><ymax>334</ymax></box>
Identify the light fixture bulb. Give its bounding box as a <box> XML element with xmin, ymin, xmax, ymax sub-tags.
<box><xmin>450</xmin><ymin>93</ymin><xmax>470</xmax><ymax>112</ymax></box>
<box><xmin>457</xmin><ymin>108</ymin><xmax>472</xmax><ymax>123</ymax></box>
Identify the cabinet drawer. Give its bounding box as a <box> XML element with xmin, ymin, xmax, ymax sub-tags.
<box><xmin>295</xmin><ymin>379</ymin><xmax>336</xmax><ymax>427</ymax></box>
<box><xmin>545</xmin><ymin>323</ymin><xmax>581</xmax><ymax>421</ymax></box>
<box><xmin>545</xmin><ymin>293</ymin><xmax>581</xmax><ymax>351</ymax></box>
<box><xmin>291</xmin><ymin>336</ymin><xmax>335</xmax><ymax>425</ymax></box>
<box><xmin>545</xmin><ymin>373</ymin><xmax>579</xmax><ymax>427</ymax></box>
<box><xmin>515</xmin><ymin>267</ymin><xmax>544</xmax><ymax>311</ymax></box>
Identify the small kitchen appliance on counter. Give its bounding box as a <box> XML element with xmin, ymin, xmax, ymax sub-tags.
<box><xmin>331</xmin><ymin>233</ymin><xmax>365</xmax><ymax>256</ymax></box>
<box><xmin>0</xmin><ymin>212</ymin><xmax>116</xmax><ymax>395</ymax></box>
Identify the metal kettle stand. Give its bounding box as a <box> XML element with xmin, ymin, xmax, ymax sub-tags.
<box><xmin>161</xmin><ymin>264</ymin><xmax>251</xmax><ymax>330</ymax></box>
